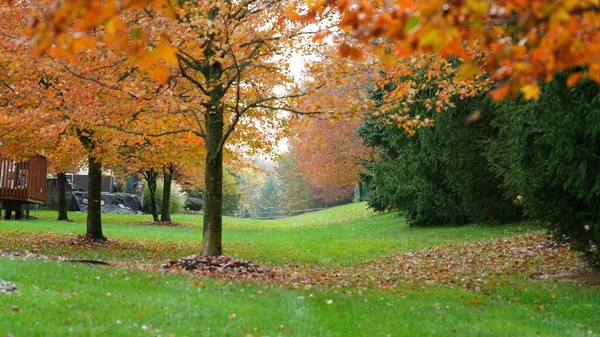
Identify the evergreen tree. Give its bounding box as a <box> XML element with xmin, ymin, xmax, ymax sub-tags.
<box><xmin>486</xmin><ymin>73</ymin><xmax>600</xmax><ymax>266</ymax></box>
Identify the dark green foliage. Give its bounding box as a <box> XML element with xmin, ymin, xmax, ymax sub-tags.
<box><xmin>359</xmin><ymin>92</ymin><xmax>520</xmax><ymax>227</ymax></box>
<box><xmin>486</xmin><ymin>73</ymin><xmax>600</xmax><ymax>266</ymax></box>
<box><xmin>184</xmin><ymin>197</ymin><xmax>204</xmax><ymax>211</ymax></box>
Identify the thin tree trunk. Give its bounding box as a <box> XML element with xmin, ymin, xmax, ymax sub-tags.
<box><xmin>57</xmin><ymin>172</ymin><xmax>69</xmax><ymax>221</ymax></box>
<box><xmin>358</xmin><ymin>182</ymin><xmax>364</xmax><ymax>202</ymax></box>
<box><xmin>145</xmin><ymin>169</ymin><xmax>159</xmax><ymax>222</ymax></box>
<box><xmin>86</xmin><ymin>154</ymin><xmax>104</xmax><ymax>240</ymax></box>
<box><xmin>161</xmin><ymin>164</ymin><xmax>174</xmax><ymax>222</ymax></box>
<box><xmin>201</xmin><ymin>107</ymin><xmax>224</xmax><ymax>256</ymax></box>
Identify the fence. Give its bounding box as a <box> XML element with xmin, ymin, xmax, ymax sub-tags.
<box><xmin>234</xmin><ymin>207</ymin><xmax>327</xmax><ymax>220</ymax></box>
<box><xmin>0</xmin><ymin>156</ymin><xmax>47</xmax><ymax>204</ymax></box>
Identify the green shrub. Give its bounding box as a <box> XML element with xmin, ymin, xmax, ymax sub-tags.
<box><xmin>184</xmin><ymin>197</ymin><xmax>204</xmax><ymax>211</ymax></box>
<box><xmin>143</xmin><ymin>178</ymin><xmax>185</xmax><ymax>215</ymax></box>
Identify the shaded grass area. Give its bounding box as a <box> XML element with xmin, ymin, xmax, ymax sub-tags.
<box><xmin>1</xmin><ymin>204</ymin><xmax>540</xmax><ymax>266</ymax></box>
<box><xmin>1</xmin><ymin>258</ymin><xmax>599</xmax><ymax>337</ymax></box>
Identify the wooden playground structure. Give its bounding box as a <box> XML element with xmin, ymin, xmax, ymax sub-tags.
<box><xmin>0</xmin><ymin>156</ymin><xmax>47</xmax><ymax>219</ymax></box>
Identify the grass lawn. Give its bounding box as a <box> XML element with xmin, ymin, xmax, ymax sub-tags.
<box><xmin>1</xmin><ymin>203</ymin><xmax>599</xmax><ymax>336</ymax></box>
<box><xmin>2</xmin><ymin>203</ymin><xmax>538</xmax><ymax>265</ymax></box>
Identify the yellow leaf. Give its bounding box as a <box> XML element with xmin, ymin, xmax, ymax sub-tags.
<box><xmin>151</xmin><ymin>65</ymin><xmax>170</xmax><ymax>84</ymax></box>
<box><xmin>72</xmin><ymin>36</ymin><xmax>97</xmax><ymax>52</ymax></box>
<box><xmin>456</xmin><ymin>62</ymin><xmax>481</xmax><ymax>81</ymax></box>
<box><xmin>106</xmin><ymin>18</ymin><xmax>125</xmax><ymax>34</ymax></box>
<box><xmin>521</xmin><ymin>84</ymin><xmax>540</xmax><ymax>101</ymax></box>
<box><xmin>158</xmin><ymin>39</ymin><xmax>178</xmax><ymax>65</ymax></box>
<box><xmin>419</xmin><ymin>30</ymin><xmax>444</xmax><ymax>51</ymax></box>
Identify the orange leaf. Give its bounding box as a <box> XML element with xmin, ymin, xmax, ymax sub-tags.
<box><xmin>566</xmin><ymin>72</ymin><xmax>584</xmax><ymax>88</ymax></box>
<box><xmin>140</xmin><ymin>50</ymin><xmax>158</xmax><ymax>70</ymax></box>
<box><xmin>489</xmin><ymin>84</ymin><xmax>511</xmax><ymax>100</ymax></box>
<box><xmin>48</xmin><ymin>46</ymin><xmax>63</xmax><ymax>58</ymax></box>
<box><xmin>151</xmin><ymin>65</ymin><xmax>170</xmax><ymax>84</ymax></box>
<box><xmin>339</xmin><ymin>43</ymin><xmax>363</xmax><ymax>60</ymax></box>
<box><xmin>393</xmin><ymin>44</ymin><xmax>412</xmax><ymax>58</ymax></box>
<box><xmin>312</xmin><ymin>29</ymin><xmax>329</xmax><ymax>43</ymax></box>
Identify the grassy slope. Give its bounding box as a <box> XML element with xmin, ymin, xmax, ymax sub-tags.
<box><xmin>1</xmin><ymin>203</ymin><xmax>599</xmax><ymax>336</ymax></box>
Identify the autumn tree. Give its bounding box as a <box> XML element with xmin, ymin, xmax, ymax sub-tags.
<box><xmin>45</xmin><ymin>136</ymin><xmax>87</xmax><ymax>221</ymax></box>
<box><xmin>9</xmin><ymin>0</ymin><xmax>378</xmax><ymax>255</ymax></box>
<box><xmin>293</xmin><ymin>117</ymin><xmax>370</xmax><ymax>201</ymax></box>
<box><xmin>221</xmin><ymin>169</ymin><xmax>240</xmax><ymax>216</ymax></box>
<box><xmin>0</xmin><ymin>2</ymin><xmax>175</xmax><ymax>240</ymax></box>
<box><xmin>276</xmin><ymin>150</ymin><xmax>322</xmax><ymax>211</ymax></box>
<box><xmin>150</xmin><ymin>1</ymin><xmax>329</xmax><ymax>255</ymax></box>
<box><xmin>301</xmin><ymin>1</ymin><xmax>600</xmax><ymax>100</ymax></box>
<box><xmin>118</xmin><ymin>129</ymin><xmax>204</xmax><ymax>222</ymax></box>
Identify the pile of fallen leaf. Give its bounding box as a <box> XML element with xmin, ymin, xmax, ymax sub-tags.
<box><xmin>68</xmin><ymin>235</ymin><xmax>121</xmax><ymax>247</ymax></box>
<box><xmin>136</xmin><ymin>221</ymin><xmax>188</xmax><ymax>228</ymax></box>
<box><xmin>161</xmin><ymin>255</ymin><xmax>275</xmax><ymax>280</ymax></box>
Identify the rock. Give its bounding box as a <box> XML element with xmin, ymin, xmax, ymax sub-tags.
<box><xmin>0</xmin><ymin>278</ymin><xmax>18</xmax><ymax>293</ymax></box>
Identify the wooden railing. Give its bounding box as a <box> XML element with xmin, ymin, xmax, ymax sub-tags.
<box><xmin>0</xmin><ymin>156</ymin><xmax>47</xmax><ymax>204</ymax></box>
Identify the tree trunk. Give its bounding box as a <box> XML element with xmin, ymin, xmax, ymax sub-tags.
<box><xmin>201</xmin><ymin>107</ymin><xmax>224</xmax><ymax>256</ymax></box>
<box><xmin>161</xmin><ymin>164</ymin><xmax>174</xmax><ymax>222</ymax></box>
<box><xmin>146</xmin><ymin>169</ymin><xmax>159</xmax><ymax>222</ymax></box>
<box><xmin>86</xmin><ymin>154</ymin><xmax>105</xmax><ymax>240</ymax></box>
<box><xmin>358</xmin><ymin>182</ymin><xmax>364</xmax><ymax>202</ymax></box>
<box><xmin>57</xmin><ymin>172</ymin><xmax>69</xmax><ymax>221</ymax></box>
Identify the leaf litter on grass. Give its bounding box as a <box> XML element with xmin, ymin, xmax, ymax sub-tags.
<box><xmin>1</xmin><ymin>231</ymin><xmax>594</xmax><ymax>292</ymax></box>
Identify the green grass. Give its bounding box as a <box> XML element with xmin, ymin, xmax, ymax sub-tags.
<box><xmin>1</xmin><ymin>203</ymin><xmax>598</xmax><ymax>336</ymax></box>
<box><xmin>1</xmin><ymin>258</ymin><xmax>598</xmax><ymax>337</ymax></box>
<box><xmin>3</xmin><ymin>203</ymin><xmax>539</xmax><ymax>265</ymax></box>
